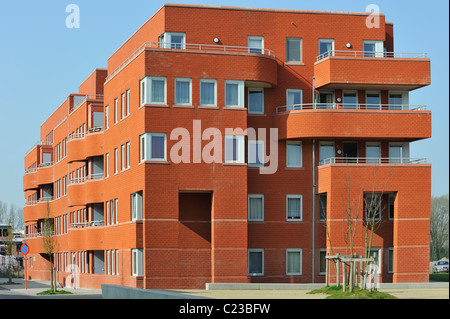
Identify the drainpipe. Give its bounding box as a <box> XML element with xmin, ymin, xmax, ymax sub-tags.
<box><xmin>311</xmin><ymin>76</ymin><xmax>316</xmax><ymax>283</ymax></box>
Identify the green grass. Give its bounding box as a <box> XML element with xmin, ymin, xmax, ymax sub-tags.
<box><xmin>308</xmin><ymin>285</ymin><xmax>398</xmax><ymax>299</ymax></box>
<box><xmin>37</xmin><ymin>289</ymin><xmax>73</xmax><ymax>295</ymax></box>
<box><xmin>429</xmin><ymin>273</ymin><xmax>449</xmax><ymax>282</ymax></box>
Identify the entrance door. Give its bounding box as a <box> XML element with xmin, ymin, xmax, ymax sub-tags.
<box><xmin>319</xmin><ymin>91</ymin><xmax>334</xmax><ymax>109</ymax></box>
<box><xmin>343</xmin><ymin>142</ymin><xmax>358</xmax><ymax>163</ymax></box>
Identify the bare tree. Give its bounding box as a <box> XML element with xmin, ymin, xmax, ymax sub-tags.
<box><xmin>430</xmin><ymin>194</ymin><xmax>449</xmax><ymax>260</ymax></box>
<box><xmin>42</xmin><ymin>201</ymin><xmax>57</xmax><ymax>292</ymax></box>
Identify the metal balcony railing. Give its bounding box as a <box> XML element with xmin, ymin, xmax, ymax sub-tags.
<box><xmin>69</xmin><ymin>173</ymin><xmax>104</xmax><ymax>185</ymax></box>
<box><xmin>316</xmin><ymin>50</ymin><xmax>428</xmax><ymax>62</ymax></box>
<box><xmin>69</xmin><ymin>220</ymin><xmax>104</xmax><ymax>229</ymax></box>
<box><xmin>68</xmin><ymin>126</ymin><xmax>104</xmax><ymax>141</ymax></box>
<box><xmin>105</xmin><ymin>41</ymin><xmax>276</xmax><ymax>82</ymax></box>
<box><xmin>318</xmin><ymin>157</ymin><xmax>427</xmax><ymax>166</ymax></box>
<box><xmin>275</xmin><ymin>103</ymin><xmax>427</xmax><ymax>113</ymax></box>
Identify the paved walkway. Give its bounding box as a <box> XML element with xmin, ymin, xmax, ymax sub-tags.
<box><xmin>1</xmin><ymin>278</ymin><xmax>448</xmax><ymax>299</ymax></box>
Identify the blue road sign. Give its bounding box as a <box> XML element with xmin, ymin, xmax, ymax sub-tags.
<box><xmin>21</xmin><ymin>244</ymin><xmax>29</xmax><ymax>256</ymax></box>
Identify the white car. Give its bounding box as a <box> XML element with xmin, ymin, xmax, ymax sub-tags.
<box><xmin>433</xmin><ymin>260</ymin><xmax>449</xmax><ymax>273</ymax></box>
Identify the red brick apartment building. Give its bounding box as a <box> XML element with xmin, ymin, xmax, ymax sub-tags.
<box><xmin>23</xmin><ymin>4</ymin><xmax>431</xmax><ymax>289</ymax></box>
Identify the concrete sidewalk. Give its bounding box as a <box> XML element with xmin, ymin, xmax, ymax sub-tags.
<box><xmin>0</xmin><ymin>278</ymin><xmax>102</xmax><ymax>299</ymax></box>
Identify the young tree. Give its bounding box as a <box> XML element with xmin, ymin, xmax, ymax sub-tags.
<box><xmin>430</xmin><ymin>194</ymin><xmax>449</xmax><ymax>260</ymax></box>
<box><xmin>42</xmin><ymin>201</ymin><xmax>57</xmax><ymax>292</ymax></box>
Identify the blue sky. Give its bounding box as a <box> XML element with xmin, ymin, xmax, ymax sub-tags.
<box><xmin>0</xmin><ymin>0</ymin><xmax>448</xmax><ymax>208</ymax></box>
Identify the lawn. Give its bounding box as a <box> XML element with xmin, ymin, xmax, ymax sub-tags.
<box><xmin>37</xmin><ymin>289</ymin><xmax>73</xmax><ymax>295</ymax></box>
<box><xmin>308</xmin><ymin>285</ymin><xmax>398</xmax><ymax>299</ymax></box>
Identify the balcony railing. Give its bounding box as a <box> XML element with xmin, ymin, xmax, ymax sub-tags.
<box><xmin>275</xmin><ymin>103</ymin><xmax>427</xmax><ymax>113</ymax></box>
<box><xmin>24</xmin><ymin>230</ymin><xmax>54</xmax><ymax>238</ymax></box>
<box><xmin>105</xmin><ymin>41</ymin><xmax>276</xmax><ymax>83</ymax></box>
<box><xmin>70</xmin><ymin>221</ymin><xmax>104</xmax><ymax>229</ymax></box>
<box><xmin>68</xmin><ymin>126</ymin><xmax>104</xmax><ymax>141</ymax></box>
<box><xmin>69</xmin><ymin>173</ymin><xmax>104</xmax><ymax>185</ymax></box>
<box><xmin>319</xmin><ymin>157</ymin><xmax>427</xmax><ymax>166</ymax></box>
<box><xmin>70</xmin><ymin>94</ymin><xmax>104</xmax><ymax>114</ymax></box>
<box><xmin>316</xmin><ymin>50</ymin><xmax>428</xmax><ymax>62</ymax></box>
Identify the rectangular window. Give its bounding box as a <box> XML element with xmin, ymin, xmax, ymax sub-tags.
<box><xmin>248</xmin><ymin>36</ymin><xmax>264</xmax><ymax>54</ymax></box>
<box><xmin>388</xmin><ymin>193</ymin><xmax>395</xmax><ymax>220</ymax></box>
<box><xmin>126</xmin><ymin>89</ymin><xmax>130</xmax><ymax>115</ymax></box>
<box><xmin>287</xmin><ymin>195</ymin><xmax>302</xmax><ymax>221</ymax></box>
<box><xmin>343</xmin><ymin>91</ymin><xmax>358</xmax><ymax>109</ymax></box>
<box><xmin>389</xmin><ymin>92</ymin><xmax>408</xmax><ymax>110</ymax></box>
<box><xmin>248</xmin><ymin>194</ymin><xmax>264</xmax><ymax>221</ymax></box>
<box><xmin>175</xmin><ymin>78</ymin><xmax>192</xmax><ymax>105</ymax></box>
<box><xmin>248</xmin><ymin>249</ymin><xmax>264</xmax><ymax>276</ymax></box>
<box><xmin>366</xmin><ymin>91</ymin><xmax>381</xmax><ymax>109</ymax></box>
<box><xmin>105</xmin><ymin>153</ymin><xmax>109</xmax><ymax>178</ymax></box>
<box><xmin>286</xmin><ymin>249</ymin><xmax>302</xmax><ymax>275</ymax></box>
<box><xmin>224</xmin><ymin>135</ymin><xmax>245</xmax><ymax>163</ymax></box>
<box><xmin>366</xmin><ymin>142</ymin><xmax>381</xmax><ymax>163</ymax></box>
<box><xmin>319</xmin><ymin>39</ymin><xmax>334</xmax><ymax>58</ymax></box>
<box><xmin>363</xmin><ymin>40</ymin><xmax>384</xmax><ymax>57</ymax></box>
<box><xmin>319</xmin><ymin>142</ymin><xmax>335</xmax><ymax>164</ymax></box>
<box><xmin>105</xmin><ymin>105</ymin><xmax>109</xmax><ymax>130</ymax></box>
<box><xmin>248</xmin><ymin>140</ymin><xmax>264</xmax><ymax>167</ymax></box>
<box><xmin>114</xmin><ymin>98</ymin><xmax>118</xmax><ymax>123</ymax></box>
<box><xmin>286</xmin><ymin>37</ymin><xmax>302</xmax><ymax>62</ymax></box>
<box><xmin>286</xmin><ymin>141</ymin><xmax>302</xmax><ymax>167</ymax></box>
<box><xmin>115</xmin><ymin>198</ymin><xmax>118</xmax><ymax>224</ymax></box>
<box><xmin>319</xmin><ymin>193</ymin><xmax>327</xmax><ymax>221</ymax></box>
<box><xmin>121</xmin><ymin>93</ymin><xmax>126</xmax><ymax>119</ymax></box>
<box><xmin>225</xmin><ymin>80</ymin><xmax>244</xmax><ymax>107</ymax></box>
<box><xmin>114</xmin><ymin>148</ymin><xmax>118</xmax><ymax>174</ymax></box>
<box><xmin>286</xmin><ymin>89</ymin><xmax>302</xmax><ymax>110</ymax></box>
<box><xmin>140</xmin><ymin>77</ymin><xmax>167</xmax><ymax>105</ymax></box>
<box><xmin>248</xmin><ymin>88</ymin><xmax>264</xmax><ymax>114</ymax></box>
<box><xmin>140</xmin><ymin>133</ymin><xmax>167</xmax><ymax>161</ymax></box>
<box><xmin>388</xmin><ymin>247</ymin><xmax>394</xmax><ymax>273</ymax></box>
<box><xmin>121</xmin><ymin>144</ymin><xmax>125</xmax><ymax>171</ymax></box>
<box><xmin>200</xmin><ymin>79</ymin><xmax>217</xmax><ymax>106</ymax></box>
<box><xmin>126</xmin><ymin>141</ymin><xmax>131</xmax><ymax>168</ymax></box>
<box><xmin>319</xmin><ymin>249</ymin><xmax>327</xmax><ymax>274</ymax></box>
<box><xmin>365</xmin><ymin>193</ymin><xmax>382</xmax><ymax>221</ymax></box>
<box><xmin>159</xmin><ymin>32</ymin><xmax>185</xmax><ymax>49</ymax></box>
<box><xmin>132</xmin><ymin>248</ymin><xmax>143</xmax><ymax>276</ymax></box>
<box><xmin>131</xmin><ymin>191</ymin><xmax>143</xmax><ymax>220</ymax></box>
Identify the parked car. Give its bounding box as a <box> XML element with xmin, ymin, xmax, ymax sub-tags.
<box><xmin>433</xmin><ymin>260</ymin><xmax>449</xmax><ymax>273</ymax></box>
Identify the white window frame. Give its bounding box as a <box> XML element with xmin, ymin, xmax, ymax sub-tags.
<box><xmin>286</xmin><ymin>141</ymin><xmax>302</xmax><ymax>168</ymax></box>
<box><xmin>225</xmin><ymin>80</ymin><xmax>245</xmax><ymax>108</ymax></box>
<box><xmin>200</xmin><ymin>79</ymin><xmax>217</xmax><ymax>106</ymax></box>
<box><xmin>248</xmin><ymin>140</ymin><xmax>265</xmax><ymax>167</ymax></box>
<box><xmin>121</xmin><ymin>93</ymin><xmax>126</xmax><ymax>119</ymax></box>
<box><xmin>224</xmin><ymin>135</ymin><xmax>245</xmax><ymax>164</ymax></box>
<box><xmin>388</xmin><ymin>247</ymin><xmax>394</xmax><ymax>273</ymax></box>
<box><xmin>126</xmin><ymin>141</ymin><xmax>131</xmax><ymax>168</ymax></box>
<box><xmin>363</xmin><ymin>40</ymin><xmax>384</xmax><ymax>57</ymax></box>
<box><xmin>174</xmin><ymin>77</ymin><xmax>192</xmax><ymax>105</ymax></box>
<box><xmin>140</xmin><ymin>133</ymin><xmax>167</xmax><ymax>161</ymax></box>
<box><xmin>248</xmin><ymin>87</ymin><xmax>264</xmax><ymax>114</ymax></box>
<box><xmin>126</xmin><ymin>89</ymin><xmax>130</xmax><ymax>116</ymax></box>
<box><xmin>286</xmin><ymin>248</ymin><xmax>302</xmax><ymax>275</ymax></box>
<box><xmin>105</xmin><ymin>105</ymin><xmax>109</xmax><ymax>130</ymax></box>
<box><xmin>248</xmin><ymin>249</ymin><xmax>264</xmax><ymax>276</ymax></box>
<box><xmin>286</xmin><ymin>89</ymin><xmax>303</xmax><ymax>110</ymax></box>
<box><xmin>318</xmin><ymin>38</ymin><xmax>335</xmax><ymax>57</ymax></box>
<box><xmin>131</xmin><ymin>191</ymin><xmax>143</xmax><ymax>220</ymax></box>
<box><xmin>114</xmin><ymin>148</ymin><xmax>118</xmax><ymax>174</ymax></box>
<box><xmin>114</xmin><ymin>98</ymin><xmax>118</xmax><ymax>123</ymax></box>
<box><xmin>159</xmin><ymin>32</ymin><xmax>186</xmax><ymax>49</ymax></box>
<box><xmin>140</xmin><ymin>76</ymin><xmax>167</xmax><ymax>105</ymax></box>
<box><xmin>366</xmin><ymin>142</ymin><xmax>381</xmax><ymax>163</ymax></box>
<box><xmin>105</xmin><ymin>153</ymin><xmax>109</xmax><ymax>178</ymax></box>
<box><xmin>286</xmin><ymin>37</ymin><xmax>302</xmax><ymax>63</ymax></box>
<box><xmin>132</xmin><ymin>248</ymin><xmax>143</xmax><ymax>276</ymax></box>
<box><xmin>248</xmin><ymin>194</ymin><xmax>264</xmax><ymax>221</ymax></box>
<box><xmin>248</xmin><ymin>36</ymin><xmax>264</xmax><ymax>54</ymax></box>
<box><xmin>121</xmin><ymin>144</ymin><xmax>125</xmax><ymax>171</ymax></box>
<box><xmin>286</xmin><ymin>194</ymin><xmax>303</xmax><ymax>221</ymax></box>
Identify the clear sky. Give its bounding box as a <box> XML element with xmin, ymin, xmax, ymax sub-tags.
<box><xmin>0</xmin><ymin>0</ymin><xmax>448</xmax><ymax>209</ymax></box>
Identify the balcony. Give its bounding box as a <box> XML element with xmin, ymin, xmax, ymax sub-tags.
<box><xmin>67</xmin><ymin>129</ymin><xmax>104</xmax><ymax>163</ymax></box>
<box><xmin>318</xmin><ymin>157</ymin><xmax>427</xmax><ymax>166</ymax></box>
<box><xmin>272</xmin><ymin>103</ymin><xmax>431</xmax><ymax>140</ymax></box>
<box><xmin>314</xmin><ymin>51</ymin><xmax>430</xmax><ymax>90</ymax></box>
<box><xmin>67</xmin><ymin>174</ymin><xmax>104</xmax><ymax>206</ymax></box>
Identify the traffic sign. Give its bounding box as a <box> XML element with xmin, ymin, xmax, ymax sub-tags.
<box><xmin>20</xmin><ymin>244</ymin><xmax>29</xmax><ymax>256</ymax></box>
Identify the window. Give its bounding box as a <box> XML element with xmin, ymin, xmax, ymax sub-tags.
<box><xmin>105</xmin><ymin>153</ymin><xmax>109</xmax><ymax>178</ymax></box>
<box><xmin>319</xmin><ymin>39</ymin><xmax>334</xmax><ymax>58</ymax></box>
<box><xmin>319</xmin><ymin>249</ymin><xmax>327</xmax><ymax>274</ymax></box>
<box><xmin>105</xmin><ymin>105</ymin><xmax>109</xmax><ymax>130</ymax></box>
<box><xmin>388</xmin><ymin>247</ymin><xmax>394</xmax><ymax>273</ymax></box>
<box><xmin>115</xmin><ymin>198</ymin><xmax>118</xmax><ymax>224</ymax></box>
<box><xmin>175</xmin><ymin>78</ymin><xmax>192</xmax><ymax>105</ymax></box>
<box><xmin>368</xmin><ymin>248</ymin><xmax>381</xmax><ymax>273</ymax></box>
<box><xmin>343</xmin><ymin>91</ymin><xmax>358</xmax><ymax>109</ymax></box>
<box><xmin>388</xmin><ymin>193</ymin><xmax>395</xmax><ymax>220</ymax></box>
<box><xmin>140</xmin><ymin>133</ymin><xmax>167</xmax><ymax>161</ymax></box>
<box><xmin>286</xmin><ymin>89</ymin><xmax>302</xmax><ymax>110</ymax></box>
<box><xmin>121</xmin><ymin>93</ymin><xmax>126</xmax><ymax>119</ymax></box>
<box><xmin>366</xmin><ymin>143</ymin><xmax>381</xmax><ymax>163</ymax></box>
<box><xmin>365</xmin><ymin>193</ymin><xmax>382</xmax><ymax>221</ymax></box>
<box><xmin>131</xmin><ymin>191</ymin><xmax>143</xmax><ymax>220</ymax></box>
<box><xmin>286</xmin><ymin>195</ymin><xmax>302</xmax><ymax>221</ymax></box>
<box><xmin>248</xmin><ymin>88</ymin><xmax>264</xmax><ymax>114</ymax></box>
<box><xmin>363</xmin><ymin>40</ymin><xmax>384</xmax><ymax>57</ymax></box>
<box><xmin>121</xmin><ymin>144</ymin><xmax>125</xmax><ymax>171</ymax></box>
<box><xmin>248</xmin><ymin>140</ymin><xmax>264</xmax><ymax>167</ymax></box>
<box><xmin>126</xmin><ymin>141</ymin><xmax>131</xmax><ymax>168</ymax></box>
<box><xmin>319</xmin><ymin>142</ymin><xmax>335</xmax><ymax>165</ymax></box>
<box><xmin>286</xmin><ymin>141</ymin><xmax>302</xmax><ymax>167</ymax></box>
<box><xmin>126</xmin><ymin>89</ymin><xmax>130</xmax><ymax>116</ymax></box>
<box><xmin>248</xmin><ymin>36</ymin><xmax>264</xmax><ymax>54</ymax></box>
<box><xmin>319</xmin><ymin>193</ymin><xmax>327</xmax><ymax>221</ymax></box>
<box><xmin>224</xmin><ymin>135</ymin><xmax>245</xmax><ymax>163</ymax></box>
<box><xmin>225</xmin><ymin>80</ymin><xmax>244</xmax><ymax>107</ymax></box>
<box><xmin>200</xmin><ymin>79</ymin><xmax>217</xmax><ymax>106</ymax></box>
<box><xmin>286</xmin><ymin>249</ymin><xmax>302</xmax><ymax>275</ymax></box>
<box><xmin>140</xmin><ymin>77</ymin><xmax>166</xmax><ymax>105</ymax></box>
<box><xmin>248</xmin><ymin>249</ymin><xmax>264</xmax><ymax>276</ymax></box>
<box><xmin>389</xmin><ymin>92</ymin><xmax>408</xmax><ymax>110</ymax></box>
<box><xmin>389</xmin><ymin>144</ymin><xmax>403</xmax><ymax>163</ymax></box>
<box><xmin>159</xmin><ymin>32</ymin><xmax>185</xmax><ymax>49</ymax></box>
<box><xmin>248</xmin><ymin>194</ymin><xmax>264</xmax><ymax>221</ymax></box>
<box><xmin>114</xmin><ymin>148</ymin><xmax>118</xmax><ymax>174</ymax></box>
<box><xmin>132</xmin><ymin>248</ymin><xmax>143</xmax><ymax>276</ymax></box>
<box><xmin>286</xmin><ymin>37</ymin><xmax>302</xmax><ymax>62</ymax></box>
<box><xmin>366</xmin><ymin>91</ymin><xmax>381</xmax><ymax>109</ymax></box>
